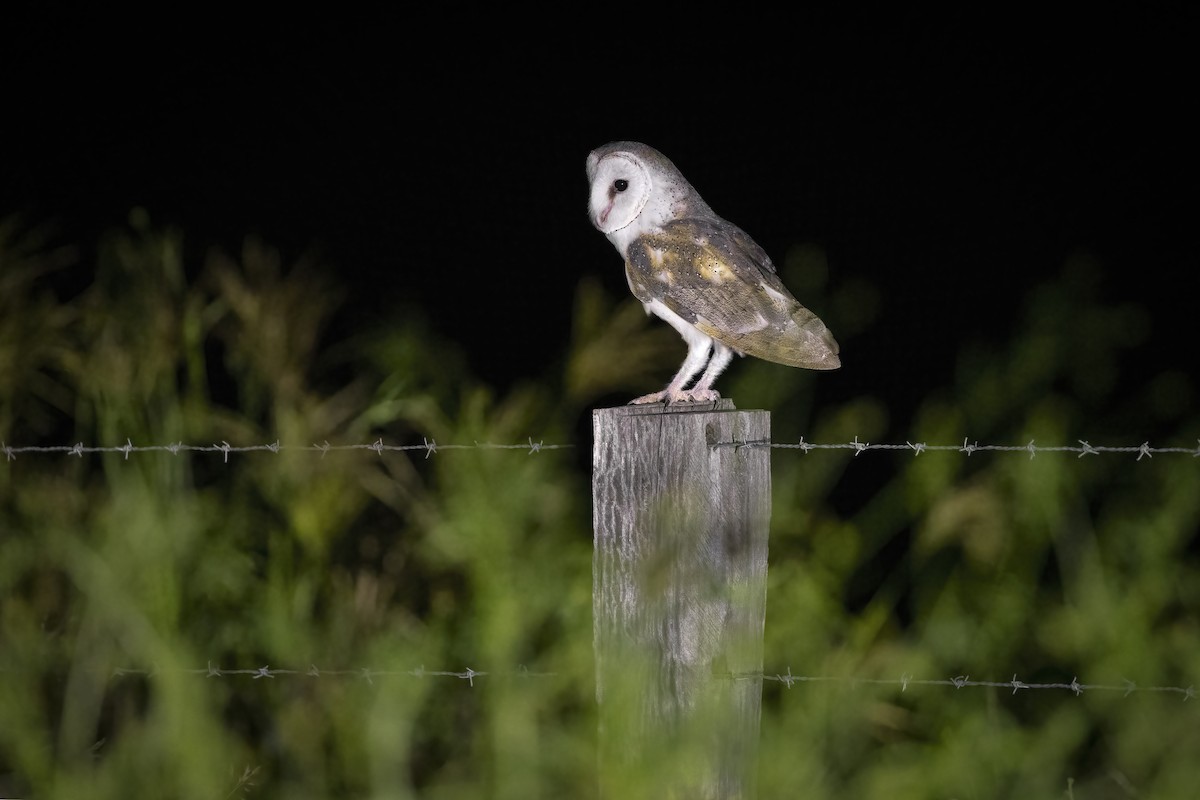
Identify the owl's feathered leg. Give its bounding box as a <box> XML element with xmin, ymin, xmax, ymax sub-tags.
<box><xmin>687</xmin><ymin>342</ymin><xmax>735</xmax><ymax>400</ymax></box>
<box><xmin>630</xmin><ymin>303</ymin><xmax>715</xmax><ymax>404</ymax></box>
<box><xmin>630</xmin><ymin>336</ymin><xmax>712</xmax><ymax>404</ymax></box>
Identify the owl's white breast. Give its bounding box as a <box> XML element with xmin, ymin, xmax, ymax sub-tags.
<box><xmin>605</xmin><ymin>192</ymin><xmax>678</xmax><ymax>257</ymax></box>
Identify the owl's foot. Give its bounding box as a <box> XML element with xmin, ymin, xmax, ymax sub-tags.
<box><xmin>629</xmin><ymin>388</ymin><xmax>722</xmax><ymax>405</ymax></box>
<box><xmin>629</xmin><ymin>391</ymin><xmax>668</xmax><ymax>405</ymax></box>
<box><xmin>677</xmin><ymin>388</ymin><xmax>720</xmax><ymax>403</ymax></box>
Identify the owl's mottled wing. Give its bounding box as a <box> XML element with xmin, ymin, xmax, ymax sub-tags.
<box><xmin>625</xmin><ymin>218</ymin><xmax>840</xmax><ymax>369</ymax></box>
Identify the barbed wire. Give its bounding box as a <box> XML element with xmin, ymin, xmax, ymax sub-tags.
<box><xmin>103</xmin><ymin>662</ymin><xmax>1195</xmax><ymax>701</ymax></box>
<box><xmin>748</xmin><ymin>669</ymin><xmax>1194</xmax><ymax>700</ymax></box>
<box><xmin>5</xmin><ymin>437</ymin><xmax>1200</xmax><ymax>463</ymax></box>
<box><xmin>715</xmin><ymin>436</ymin><xmax>1200</xmax><ymax>460</ymax></box>
<box><xmin>0</xmin><ymin>437</ymin><xmax>570</xmax><ymax>462</ymax></box>
<box><xmin>108</xmin><ymin>661</ymin><xmax>555</xmax><ymax>687</ymax></box>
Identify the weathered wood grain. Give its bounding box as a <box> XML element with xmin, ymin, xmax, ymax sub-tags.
<box><xmin>593</xmin><ymin>400</ymin><xmax>770</xmax><ymax>798</ymax></box>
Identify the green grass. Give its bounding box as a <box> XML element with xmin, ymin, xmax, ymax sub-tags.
<box><xmin>1</xmin><ymin>214</ymin><xmax>1197</xmax><ymax>798</ymax></box>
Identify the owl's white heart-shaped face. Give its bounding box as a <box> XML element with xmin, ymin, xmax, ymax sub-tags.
<box><xmin>587</xmin><ymin>151</ymin><xmax>652</xmax><ymax>234</ymax></box>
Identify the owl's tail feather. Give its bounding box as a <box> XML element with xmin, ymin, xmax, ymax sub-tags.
<box><xmin>704</xmin><ymin>307</ymin><xmax>841</xmax><ymax>370</ymax></box>
<box><xmin>786</xmin><ymin>310</ymin><xmax>841</xmax><ymax>370</ymax></box>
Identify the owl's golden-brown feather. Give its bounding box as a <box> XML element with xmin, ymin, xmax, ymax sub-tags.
<box><xmin>625</xmin><ymin>219</ymin><xmax>840</xmax><ymax>371</ymax></box>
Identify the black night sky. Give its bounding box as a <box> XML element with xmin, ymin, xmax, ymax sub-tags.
<box><xmin>3</xmin><ymin>23</ymin><xmax>1193</xmax><ymax>431</ymax></box>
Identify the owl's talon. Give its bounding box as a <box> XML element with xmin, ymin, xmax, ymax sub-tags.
<box><xmin>627</xmin><ymin>389</ymin><xmax>722</xmax><ymax>405</ymax></box>
<box><xmin>628</xmin><ymin>391</ymin><xmax>668</xmax><ymax>405</ymax></box>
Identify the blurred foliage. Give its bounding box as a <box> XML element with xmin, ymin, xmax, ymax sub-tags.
<box><xmin>1</xmin><ymin>214</ymin><xmax>1197</xmax><ymax>798</ymax></box>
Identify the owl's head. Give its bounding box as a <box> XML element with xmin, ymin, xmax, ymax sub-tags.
<box><xmin>586</xmin><ymin>142</ymin><xmax>708</xmax><ymax>252</ymax></box>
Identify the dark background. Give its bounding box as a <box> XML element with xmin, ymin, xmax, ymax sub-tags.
<box><xmin>3</xmin><ymin>20</ymin><xmax>1198</xmax><ymax>797</ymax></box>
<box><xmin>3</xmin><ymin>22</ymin><xmax>1192</xmax><ymax>431</ymax></box>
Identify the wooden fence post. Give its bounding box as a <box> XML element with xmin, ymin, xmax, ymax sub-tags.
<box><xmin>592</xmin><ymin>400</ymin><xmax>770</xmax><ymax>799</ymax></box>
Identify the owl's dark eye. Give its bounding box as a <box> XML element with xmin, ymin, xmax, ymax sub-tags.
<box><xmin>613</xmin><ymin>179</ymin><xmax>629</xmax><ymax>192</ymax></box>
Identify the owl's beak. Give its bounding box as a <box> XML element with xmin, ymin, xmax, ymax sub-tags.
<box><xmin>596</xmin><ymin>203</ymin><xmax>611</xmax><ymax>228</ymax></box>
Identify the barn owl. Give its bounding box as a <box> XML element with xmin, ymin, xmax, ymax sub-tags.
<box><xmin>586</xmin><ymin>141</ymin><xmax>840</xmax><ymax>405</ymax></box>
